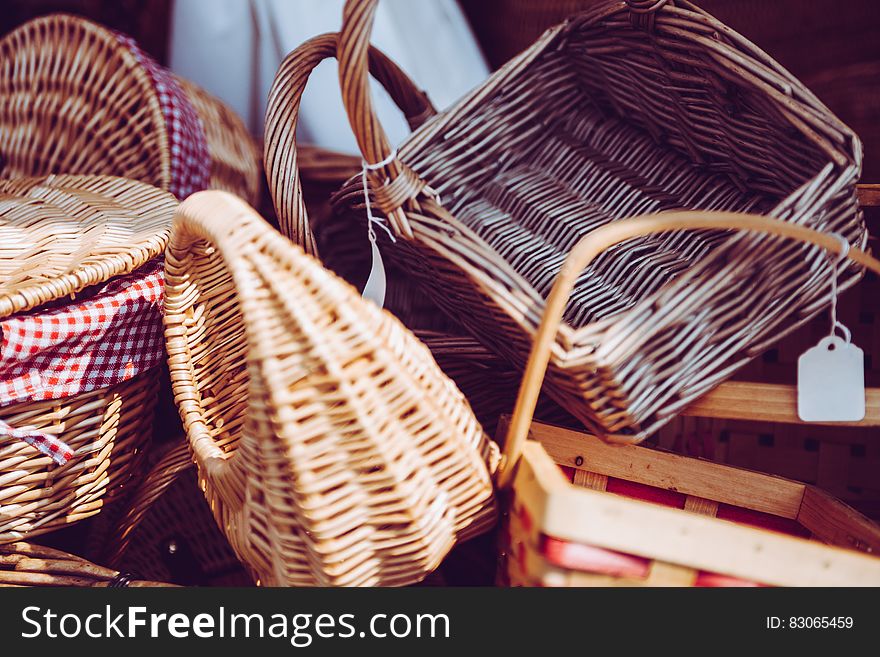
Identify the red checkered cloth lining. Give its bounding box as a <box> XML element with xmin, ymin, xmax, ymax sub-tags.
<box><xmin>0</xmin><ymin>261</ymin><xmax>165</xmax><ymax>464</ymax></box>
<box><xmin>114</xmin><ymin>33</ymin><xmax>211</xmax><ymax>200</ymax></box>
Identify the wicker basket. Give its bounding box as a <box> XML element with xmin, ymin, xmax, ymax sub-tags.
<box><xmin>0</xmin><ymin>542</ymin><xmax>172</xmax><ymax>587</ymax></box>
<box><xmin>264</xmin><ymin>32</ymin><xmax>459</xmax><ymax>335</ymax></box>
<box><xmin>326</xmin><ymin>0</ymin><xmax>866</xmax><ymax>442</ymax></box>
<box><xmin>0</xmin><ymin>175</ymin><xmax>175</xmax><ymax>543</ymax></box>
<box><xmin>499</xmin><ymin>212</ymin><xmax>880</xmax><ymax>586</ymax></box>
<box><xmin>103</xmin><ymin>442</ymin><xmax>253</xmax><ymax>586</ymax></box>
<box><xmin>0</xmin><ymin>14</ymin><xmax>260</xmax><ymax>205</ymax></box>
<box><xmin>163</xmin><ymin>190</ymin><xmax>498</xmax><ymax>586</ymax></box>
<box><xmin>643</xmin><ymin>188</ymin><xmax>880</xmax><ymax>517</ymax></box>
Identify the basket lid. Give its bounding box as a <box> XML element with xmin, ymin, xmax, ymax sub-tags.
<box><xmin>0</xmin><ymin>175</ymin><xmax>176</xmax><ymax>319</ymax></box>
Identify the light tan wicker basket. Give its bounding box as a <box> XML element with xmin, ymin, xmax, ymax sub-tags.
<box><xmin>0</xmin><ymin>14</ymin><xmax>260</xmax><ymax>205</ymax></box>
<box><xmin>163</xmin><ymin>190</ymin><xmax>498</xmax><ymax>586</ymax></box>
<box><xmin>0</xmin><ymin>175</ymin><xmax>175</xmax><ymax>543</ymax></box>
<box><xmin>0</xmin><ymin>542</ymin><xmax>172</xmax><ymax>587</ymax></box>
<box><xmin>325</xmin><ymin>0</ymin><xmax>866</xmax><ymax>442</ymax></box>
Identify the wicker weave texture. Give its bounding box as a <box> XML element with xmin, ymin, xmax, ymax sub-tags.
<box><xmin>0</xmin><ymin>541</ymin><xmax>170</xmax><ymax>587</ymax></box>
<box><xmin>179</xmin><ymin>75</ymin><xmax>262</xmax><ymax>205</ymax></box>
<box><xmin>328</xmin><ymin>0</ymin><xmax>865</xmax><ymax>441</ymax></box>
<box><xmin>104</xmin><ymin>442</ymin><xmax>252</xmax><ymax>586</ymax></box>
<box><xmin>0</xmin><ymin>175</ymin><xmax>173</xmax><ymax>543</ymax></box>
<box><xmin>0</xmin><ymin>175</ymin><xmax>175</xmax><ymax>317</ymax></box>
<box><xmin>0</xmin><ymin>14</ymin><xmax>260</xmax><ymax>205</ymax></box>
<box><xmin>0</xmin><ymin>370</ymin><xmax>157</xmax><ymax>543</ymax></box>
<box><xmin>164</xmin><ymin>191</ymin><xmax>498</xmax><ymax>586</ymax></box>
<box><xmin>263</xmin><ymin>33</ymin><xmax>458</xmax><ymax>333</ymax></box>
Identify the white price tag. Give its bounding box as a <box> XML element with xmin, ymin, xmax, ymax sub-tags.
<box><xmin>362</xmin><ymin>237</ymin><xmax>387</xmax><ymax>308</ymax></box>
<box><xmin>797</xmin><ymin>335</ymin><xmax>865</xmax><ymax>422</ymax></box>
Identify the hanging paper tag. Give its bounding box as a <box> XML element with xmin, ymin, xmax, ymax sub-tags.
<box><xmin>362</xmin><ymin>238</ymin><xmax>387</xmax><ymax>308</ymax></box>
<box><xmin>797</xmin><ymin>335</ymin><xmax>865</xmax><ymax>422</ymax></box>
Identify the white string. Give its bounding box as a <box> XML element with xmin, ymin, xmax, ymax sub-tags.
<box><xmin>827</xmin><ymin>232</ymin><xmax>851</xmax><ymax>343</ymax></box>
<box><xmin>362</xmin><ymin>150</ymin><xmax>398</xmax><ymax>245</ymax></box>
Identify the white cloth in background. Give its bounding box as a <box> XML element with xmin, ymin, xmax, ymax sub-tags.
<box><xmin>169</xmin><ymin>0</ymin><xmax>489</xmax><ymax>153</ymax></box>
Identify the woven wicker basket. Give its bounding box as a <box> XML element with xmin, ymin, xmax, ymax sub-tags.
<box><xmin>461</xmin><ymin>1</ymin><xmax>880</xmax><ymax>72</ymax></box>
<box><xmin>0</xmin><ymin>14</ymin><xmax>260</xmax><ymax>205</ymax></box>
<box><xmin>461</xmin><ymin>0</ymin><xmax>880</xmax><ymax>180</ymax></box>
<box><xmin>499</xmin><ymin>211</ymin><xmax>880</xmax><ymax>586</ymax></box>
<box><xmin>0</xmin><ymin>542</ymin><xmax>171</xmax><ymax>587</ymax></box>
<box><xmin>164</xmin><ymin>191</ymin><xmax>498</xmax><ymax>586</ymax></box>
<box><xmin>326</xmin><ymin>0</ymin><xmax>866</xmax><ymax>442</ymax></box>
<box><xmin>0</xmin><ymin>175</ymin><xmax>175</xmax><ymax>543</ymax></box>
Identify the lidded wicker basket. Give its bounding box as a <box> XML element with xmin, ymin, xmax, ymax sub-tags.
<box><xmin>325</xmin><ymin>0</ymin><xmax>866</xmax><ymax>442</ymax></box>
<box><xmin>0</xmin><ymin>174</ymin><xmax>175</xmax><ymax>543</ymax></box>
<box><xmin>163</xmin><ymin>191</ymin><xmax>498</xmax><ymax>586</ymax></box>
<box><xmin>0</xmin><ymin>14</ymin><xmax>261</xmax><ymax>205</ymax></box>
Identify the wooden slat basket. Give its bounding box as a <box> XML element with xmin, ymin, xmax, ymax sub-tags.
<box><xmin>498</xmin><ymin>212</ymin><xmax>880</xmax><ymax>586</ymax></box>
<box><xmin>325</xmin><ymin>0</ymin><xmax>866</xmax><ymax>443</ymax></box>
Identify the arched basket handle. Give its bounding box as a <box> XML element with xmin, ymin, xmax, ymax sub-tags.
<box><xmin>498</xmin><ymin>210</ymin><xmax>880</xmax><ymax>487</ymax></box>
<box><xmin>339</xmin><ymin>0</ymin><xmax>431</xmax><ymax>238</ymax></box>
<box><xmin>265</xmin><ymin>31</ymin><xmax>435</xmax><ymax>254</ymax></box>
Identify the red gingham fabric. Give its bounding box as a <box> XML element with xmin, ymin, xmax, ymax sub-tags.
<box><xmin>114</xmin><ymin>33</ymin><xmax>211</xmax><ymax>200</ymax></box>
<box><xmin>0</xmin><ymin>261</ymin><xmax>165</xmax><ymax>464</ymax></box>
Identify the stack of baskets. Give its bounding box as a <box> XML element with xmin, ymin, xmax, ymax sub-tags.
<box><xmin>0</xmin><ymin>175</ymin><xmax>175</xmax><ymax>544</ymax></box>
<box><xmin>0</xmin><ymin>13</ymin><xmax>258</xmax><ymax>584</ymax></box>
<box><xmin>260</xmin><ymin>0</ymin><xmax>880</xmax><ymax>587</ymax></box>
<box><xmin>4</xmin><ymin>0</ymin><xmax>880</xmax><ymax>589</ymax></box>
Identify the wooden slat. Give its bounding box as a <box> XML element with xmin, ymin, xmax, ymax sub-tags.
<box><xmin>683</xmin><ymin>381</ymin><xmax>880</xmax><ymax>427</ymax></box>
<box><xmin>514</xmin><ymin>442</ymin><xmax>880</xmax><ymax>587</ymax></box>
<box><xmin>528</xmin><ymin>420</ymin><xmax>806</xmax><ymax>518</ymax></box>
<box><xmin>857</xmin><ymin>183</ymin><xmax>880</xmax><ymax>208</ymax></box>
<box><xmin>572</xmin><ymin>470</ymin><xmax>607</xmax><ymax>491</ymax></box>
<box><xmin>684</xmin><ymin>496</ymin><xmax>719</xmax><ymax>517</ymax></box>
<box><xmin>797</xmin><ymin>487</ymin><xmax>880</xmax><ymax>554</ymax></box>
<box><xmin>644</xmin><ymin>561</ymin><xmax>697</xmax><ymax>586</ymax></box>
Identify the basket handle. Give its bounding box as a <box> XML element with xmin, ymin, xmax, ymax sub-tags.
<box><xmin>265</xmin><ymin>31</ymin><xmax>435</xmax><ymax>254</ymax></box>
<box><xmin>164</xmin><ymin>192</ymin><xmax>274</xmax><ymax>510</ymax></box>
<box><xmin>339</xmin><ymin>0</ymin><xmax>430</xmax><ymax>238</ymax></box>
<box><xmin>498</xmin><ymin>211</ymin><xmax>880</xmax><ymax>488</ymax></box>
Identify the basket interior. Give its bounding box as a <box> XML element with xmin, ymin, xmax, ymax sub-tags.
<box><xmin>410</xmin><ymin>10</ymin><xmax>850</xmax><ymax>330</ymax></box>
<box><xmin>170</xmin><ymin>240</ymin><xmax>249</xmax><ymax>456</ymax></box>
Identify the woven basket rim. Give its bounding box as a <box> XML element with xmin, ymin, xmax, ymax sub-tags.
<box><xmin>0</xmin><ymin>174</ymin><xmax>175</xmax><ymax>319</ymax></box>
<box><xmin>382</xmin><ymin>1</ymin><xmax>862</xmax><ymax>344</ymax></box>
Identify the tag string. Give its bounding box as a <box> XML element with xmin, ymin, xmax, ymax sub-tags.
<box><xmin>361</xmin><ymin>150</ymin><xmax>398</xmax><ymax>245</ymax></box>
<box><xmin>827</xmin><ymin>232</ymin><xmax>851</xmax><ymax>343</ymax></box>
